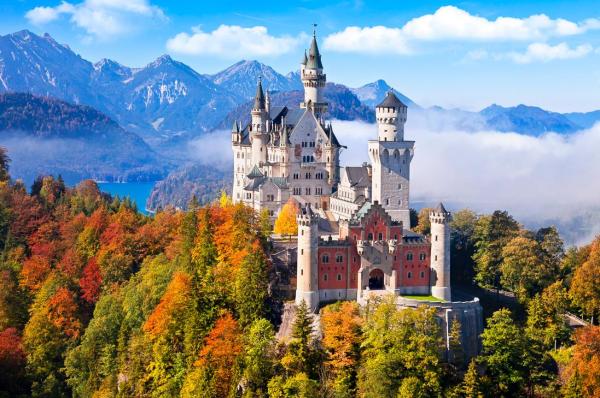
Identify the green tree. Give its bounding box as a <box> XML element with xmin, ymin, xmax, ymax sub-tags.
<box><xmin>281</xmin><ymin>300</ymin><xmax>321</xmax><ymax>379</ymax></box>
<box><xmin>450</xmin><ymin>209</ymin><xmax>478</xmax><ymax>286</ymax></box>
<box><xmin>242</xmin><ymin>318</ymin><xmax>276</xmax><ymax>396</ymax></box>
<box><xmin>473</xmin><ymin>211</ymin><xmax>519</xmax><ymax>293</ymax></box>
<box><xmin>461</xmin><ymin>359</ymin><xmax>483</xmax><ymax>398</ymax></box>
<box><xmin>526</xmin><ymin>282</ymin><xmax>571</xmax><ymax>350</ymax></box>
<box><xmin>569</xmin><ymin>237</ymin><xmax>600</xmax><ymax>322</ymax></box>
<box><xmin>0</xmin><ymin>146</ymin><xmax>10</xmax><ymax>182</ymax></box>
<box><xmin>234</xmin><ymin>249</ymin><xmax>269</xmax><ymax>329</ymax></box>
<box><xmin>448</xmin><ymin>318</ymin><xmax>465</xmax><ymax>370</ymax></box>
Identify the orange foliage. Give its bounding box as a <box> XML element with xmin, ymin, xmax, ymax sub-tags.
<box><xmin>143</xmin><ymin>272</ymin><xmax>192</xmax><ymax>337</ymax></box>
<box><xmin>321</xmin><ymin>301</ymin><xmax>363</xmax><ymax>372</ymax></box>
<box><xmin>80</xmin><ymin>258</ymin><xmax>102</xmax><ymax>304</ymax></box>
<box><xmin>47</xmin><ymin>287</ymin><xmax>82</xmax><ymax>340</ymax></box>
<box><xmin>9</xmin><ymin>190</ymin><xmax>49</xmax><ymax>241</ymax></box>
<box><xmin>0</xmin><ymin>327</ymin><xmax>25</xmax><ymax>376</ymax></box>
<box><xmin>56</xmin><ymin>248</ymin><xmax>83</xmax><ymax>279</ymax></box>
<box><xmin>564</xmin><ymin>325</ymin><xmax>600</xmax><ymax>397</ymax></box>
<box><xmin>20</xmin><ymin>255</ymin><xmax>52</xmax><ymax>291</ymax></box>
<box><xmin>195</xmin><ymin>312</ymin><xmax>243</xmax><ymax>396</ymax></box>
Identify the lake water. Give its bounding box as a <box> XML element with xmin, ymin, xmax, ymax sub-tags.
<box><xmin>97</xmin><ymin>182</ymin><xmax>156</xmax><ymax>215</ymax></box>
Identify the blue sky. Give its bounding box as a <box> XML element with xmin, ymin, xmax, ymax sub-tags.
<box><xmin>1</xmin><ymin>0</ymin><xmax>599</xmax><ymax>112</ymax></box>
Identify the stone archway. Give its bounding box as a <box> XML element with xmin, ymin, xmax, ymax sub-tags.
<box><xmin>368</xmin><ymin>269</ymin><xmax>385</xmax><ymax>290</ymax></box>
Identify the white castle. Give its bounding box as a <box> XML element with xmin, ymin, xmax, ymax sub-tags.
<box><xmin>231</xmin><ymin>31</ymin><xmax>412</xmax><ymax>228</ymax></box>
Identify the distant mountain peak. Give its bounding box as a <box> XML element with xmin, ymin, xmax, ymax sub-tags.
<box><xmin>351</xmin><ymin>80</ymin><xmax>416</xmax><ymax>108</ymax></box>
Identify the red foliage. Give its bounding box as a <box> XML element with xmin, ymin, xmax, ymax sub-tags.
<box><xmin>9</xmin><ymin>190</ymin><xmax>49</xmax><ymax>242</ymax></box>
<box><xmin>56</xmin><ymin>248</ymin><xmax>84</xmax><ymax>279</ymax></box>
<box><xmin>87</xmin><ymin>207</ymin><xmax>109</xmax><ymax>233</ymax></box>
<box><xmin>80</xmin><ymin>258</ymin><xmax>102</xmax><ymax>304</ymax></box>
<box><xmin>47</xmin><ymin>287</ymin><xmax>82</xmax><ymax>339</ymax></box>
<box><xmin>20</xmin><ymin>255</ymin><xmax>52</xmax><ymax>291</ymax></box>
<box><xmin>0</xmin><ymin>327</ymin><xmax>26</xmax><ymax>385</ymax></box>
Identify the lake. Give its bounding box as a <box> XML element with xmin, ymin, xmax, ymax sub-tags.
<box><xmin>97</xmin><ymin>182</ymin><xmax>156</xmax><ymax>215</ymax></box>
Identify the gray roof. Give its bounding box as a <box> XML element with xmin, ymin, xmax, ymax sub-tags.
<box><xmin>253</xmin><ymin>79</ymin><xmax>265</xmax><ymax>110</ymax></box>
<box><xmin>247</xmin><ymin>165</ymin><xmax>264</xmax><ymax>178</ymax></box>
<box><xmin>376</xmin><ymin>91</ymin><xmax>407</xmax><ymax>109</ymax></box>
<box><xmin>244</xmin><ymin>177</ymin><xmax>266</xmax><ymax>190</ymax></box>
<box><xmin>301</xmin><ymin>50</ymin><xmax>307</xmax><ymax>65</ymax></box>
<box><xmin>434</xmin><ymin>202</ymin><xmax>448</xmax><ymax>213</ymax></box>
<box><xmin>343</xmin><ymin>166</ymin><xmax>370</xmax><ymax>188</ymax></box>
<box><xmin>306</xmin><ymin>35</ymin><xmax>323</xmax><ymax>69</ymax></box>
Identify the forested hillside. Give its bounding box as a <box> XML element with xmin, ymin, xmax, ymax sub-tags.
<box><xmin>0</xmin><ymin>149</ymin><xmax>599</xmax><ymax>397</ymax></box>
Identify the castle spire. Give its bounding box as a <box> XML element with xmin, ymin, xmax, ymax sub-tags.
<box><xmin>253</xmin><ymin>77</ymin><xmax>265</xmax><ymax>110</ymax></box>
<box><xmin>307</xmin><ymin>26</ymin><xmax>323</xmax><ymax>69</ymax></box>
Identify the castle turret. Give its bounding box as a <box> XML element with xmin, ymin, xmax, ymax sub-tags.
<box><xmin>430</xmin><ymin>203</ymin><xmax>451</xmax><ymax>301</ymax></box>
<box><xmin>296</xmin><ymin>205</ymin><xmax>319</xmax><ymax>311</ymax></box>
<box><xmin>251</xmin><ymin>79</ymin><xmax>268</xmax><ymax>166</ymax></box>
<box><xmin>300</xmin><ymin>29</ymin><xmax>328</xmax><ymax>116</ymax></box>
<box><xmin>368</xmin><ymin>91</ymin><xmax>413</xmax><ymax>226</ymax></box>
<box><xmin>376</xmin><ymin>91</ymin><xmax>407</xmax><ymax>141</ymax></box>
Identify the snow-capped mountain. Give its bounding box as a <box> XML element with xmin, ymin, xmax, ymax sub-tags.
<box><xmin>351</xmin><ymin>79</ymin><xmax>417</xmax><ymax>108</ymax></box>
<box><xmin>209</xmin><ymin>60</ymin><xmax>302</xmax><ymax>99</ymax></box>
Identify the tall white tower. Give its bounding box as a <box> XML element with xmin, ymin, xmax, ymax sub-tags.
<box><xmin>300</xmin><ymin>30</ymin><xmax>327</xmax><ymax>116</ymax></box>
<box><xmin>368</xmin><ymin>91</ymin><xmax>414</xmax><ymax>227</ymax></box>
<box><xmin>430</xmin><ymin>203</ymin><xmax>451</xmax><ymax>301</ymax></box>
<box><xmin>296</xmin><ymin>205</ymin><xmax>319</xmax><ymax>311</ymax></box>
<box><xmin>250</xmin><ymin>79</ymin><xmax>268</xmax><ymax>167</ymax></box>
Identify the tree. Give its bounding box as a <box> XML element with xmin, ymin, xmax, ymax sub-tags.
<box><xmin>473</xmin><ymin>211</ymin><xmax>519</xmax><ymax>292</ymax></box>
<box><xmin>448</xmin><ymin>318</ymin><xmax>465</xmax><ymax>370</ymax></box>
<box><xmin>570</xmin><ymin>237</ymin><xmax>600</xmax><ymax>322</ymax></box>
<box><xmin>258</xmin><ymin>208</ymin><xmax>273</xmax><ymax>241</ymax></box>
<box><xmin>479</xmin><ymin>309</ymin><xmax>531</xmax><ymax>396</ymax></box>
<box><xmin>0</xmin><ymin>146</ymin><xmax>10</xmax><ymax>182</ymax></box>
<box><xmin>461</xmin><ymin>359</ymin><xmax>483</xmax><ymax>398</ymax></box>
<box><xmin>535</xmin><ymin>226</ymin><xmax>564</xmax><ymax>274</ymax></box>
<box><xmin>450</xmin><ymin>209</ymin><xmax>478</xmax><ymax>285</ymax></box>
<box><xmin>500</xmin><ymin>235</ymin><xmax>548</xmax><ymax>302</ymax></box>
<box><xmin>282</xmin><ymin>300</ymin><xmax>320</xmax><ymax>378</ymax></box>
<box><xmin>79</xmin><ymin>257</ymin><xmax>102</xmax><ymax>304</ymax></box>
<box><xmin>321</xmin><ymin>301</ymin><xmax>362</xmax><ymax>396</ymax></box>
<box><xmin>526</xmin><ymin>282</ymin><xmax>571</xmax><ymax>349</ymax></box>
<box><xmin>414</xmin><ymin>207</ymin><xmax>433</xmax><ymax>235</ymax></box>
<box><xmin>242</xmin><ymin>318</ymin><xmax>276</xmax><ymax>396</ymax></box>
<box><xmin>562</xmin><ymin>326</ymin><xmax>600</xmax><ymax>398</ymax></box>
<box><xmin>274</xmin><ymin>199</ymin><xmax>298</xmax><ymax>239</ymax></box>
<box><xmin>234</xmin><ymin>246</ymin><xmax>269</xmax><ymax>329</ymax></box>
<box><xmin>0</xmin><ymin>327</ymin><xmax>27</xmax><ymax>396</ymax></box>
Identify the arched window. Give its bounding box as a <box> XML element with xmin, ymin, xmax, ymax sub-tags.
<box><xmin>322</xmin><ymin>254</ymin><xmax>329</xmax><ymax>263</ymax></box>
<box><xmin>407</xmin><ymin>253</ymin><xmax>413</xmax><ymax>261</ymax></box>
<box><xmin>323</xmin><ymin>274</ymin><xmax>328</xmax><ymax>281</ymax></box>
<box><xmin>337</xmin><ymin>274</ymin><xmax>342</xmax><ymax>281</ymax></box>
<box><xmin>407</xmin><ymin>272</ymin><xmax>412</xmax><ymax>279</ymax></box>
<box><xmin>420</xmin><ymin>271</ymin><xmax>425</xmax><ymax>278</ymax></box>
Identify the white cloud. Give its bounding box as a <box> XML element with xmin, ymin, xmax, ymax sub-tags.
<box><xmin>25</xmin><ymin>0</ymin><xmax>165</xmax><ymax>39</ymax></box>
<box><xmin>324</xmin><ymin>6</ymin><xmax>600</xmax><ymax>54</ymax></box>
<box><xmin>166</xmin><ymin>25</ymin><xmax>306</xmax><ymax>58</ymax></box>
<box><xmin>331</xmin><ymin>118</ymin><xmax>600</xmax><ymax>245</ymax></box>
<box><xmin>508</xmin><ymin>42</ymin><xmax>593</xmax><ymax>63</ymax></box>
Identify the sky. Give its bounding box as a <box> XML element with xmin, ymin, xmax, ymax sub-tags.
<box><xmin>1</xmin><ymin>0</ymin><xmax>599</xmax><ymax>112</ymax></box>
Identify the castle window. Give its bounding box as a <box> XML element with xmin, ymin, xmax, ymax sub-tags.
<box><xmin>407</xmin><ymin>272</ymin><xmax>412</xmax><ymax>279</ymax></box>
<box><xmin>420</xmin><ymin>271</ymin><xmax>425</xmax><ymax>278</ymax></box>
<box><xmin>435</xmin><ymin>255</ymin><xmax>438</xmax><ymax>261</ymax></box>
<box><xmin>407</xmin><ymin>253</ymin><xmax>413</xmax><ymax>261</ymax></box>
<box><xmin>368</xmin><ymin>233</ymin><xmax>373</xmax><ymax>240</ymax></box>
<box><xmin>337</xmin><ymin>274</ymin><xmax>342</xmax><ymax>281</ymax></box>
<box><xmin>398</xmin><ymin>184</ymin><xmax>402</xmax><ymax>189</ymax></box>
<box><xmin>293</xmin><ymin>173</ymin><xmax>299</xmax><ymax>180</ymax></box>
<box><xmin>336</xmin><ymin>254</ymin><xmax>343</xmax><ymax>263</ymax></box>
<box><xmin>385</xmin><ymin>199</ymin><xmax>389</xmax><ymax>206</ymax></box>
<box><xmin>419</xmin><ymin>253</ymin><xmax>426</xmax><ymax>261</ymax></box>
<box><xmin>322</xmin><ymin>254</ymin><xmax>329</xmax><ymax>263</ymax></box>
<box><xmin>435</xmin><ymin>235</ymin><xmax>438</xmax><ymax>242</ymax></box>
<box><xmin>301</xmin><ymin>249</ymin><xmax>304</xmax><ymax>255</ymax></box>
<box><xmin>324</xmin><ymin>274</ymin><xmax>328</xmax><ymax>281</ymax></box>
<box><xmin>378</xmin><ymin>233</ymin><xmax>383</xmax><ymax>241</ymax></box>
<box><xmin>269</xmin><ymin>210</ymin><xmax>274</xmax><ymax>217</ymax></box>
<box><xmin>266</xmin><ymin>194</ymin><xmax>274</xmax><ymax>201</ymax></box>
<box><xmin>301</xmin><ymin>269</ymin><xmax>303</xmax><ymax>276</ymax></box>
<box><xmin>305</xmin><ymin>188</ymin><xmax>311</xmax><ymax>195</ymax></box>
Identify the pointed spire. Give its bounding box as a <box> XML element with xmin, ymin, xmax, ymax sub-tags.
<box><xmin>306</xmin><ymin>25</ymin><xmax>323</xmax><ymax>69</ymax></box>
<box><xmin>231</xmin><ymin>120</ymin><xmax>239</xmax><ymax>132</ymax></box>
<box><xmin>253</xmin><ymin>77</ymin><xmax>265</xmax><ymax>110</ymax></box>
<box><xmin>301</xmin><ymin>49</ymin><xmax>308</xmax><ymax>65</ymax></box>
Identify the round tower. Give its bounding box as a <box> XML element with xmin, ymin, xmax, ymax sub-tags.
<box><xmin>296</xmin><ymin>205</ymin><xmax>319</xmax><ymax>311</ymax></box>
<box><xmin>375</xmin><ymin>91</ymin><xmax>407</xmax><ymax>142</ymax></box>
<box><xmin>430</xmin><ymin>203</ymin><xmax>451</xmax><ymax>301</ymax></box>
<box><xmin>300</xmin><ymin>29</ymin><xmax>328</xmax><ymax>116</ymax></box>
<box><xmin>251</xmin><ymin>78</ymin><xmax>268</xmax><ymax>166</ymax></box>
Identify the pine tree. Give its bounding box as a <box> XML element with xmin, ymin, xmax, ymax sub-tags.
<box><xmin>462</xmin><ymin>359</ymin><xmax>482</xmax><ymax>398</ymax></box>
<box><xmin>449</xmin><ymin>318</ymin><xmax>465</xmax><ymax>370</ymax></box>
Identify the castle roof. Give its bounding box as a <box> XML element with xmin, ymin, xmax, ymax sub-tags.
<box><xmin>342</xmin><ymin>166</ymin><xmax>370</xmax><ymax>188</ymax></box>
<box><xmin>301</xmin><ymin>49</ymin><xmax>308</xmax><ymax>65</ymax></box>
<box><xmin>434</xmin><ymin>202</ymin><xmax>448</xmax><ymax>213</ymax></box>
<box><xmin>253</xmin><ymin>79</ymin><xmax>265</xmax><ymax>110</ymax></box>
<box><xmin>306</xmin><ymin>34</ymin><xmax>323</xmax><ymax>69</ymax></box>
<box><xmin>247</xmin><ymin>165</ymin><xmax>264</xmax><ymax>179</ymax></box>
<box><xmin>376</xmin><ymin>91</ymin><xmax>407</xmax><ymax>109</ymax></box>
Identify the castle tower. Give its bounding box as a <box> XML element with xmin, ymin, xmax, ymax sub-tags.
<box><xmin>296</xmin><ymin>205</ymin><xmax>319</xmax><ymax>311</ymax></box>
<box><xmin>430</xmin><ymin>203</ymin><xmax>451</xmax><ymax>301</ymax></box>
<box><xmin>300</xmin><ymin>29</ymin><xmax>328</xmax><ymax>116</ymax></box>
<box><xmin>251</xmin><ymin>79</ymin><xmax>268</xmax><ymax>166</ymax></box>
<box><xmin>368</xmin><ymin>91</ymin><xmax>413</xmax><ymax>227</ymax></box>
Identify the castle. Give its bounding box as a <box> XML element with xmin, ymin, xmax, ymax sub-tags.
<box><xmin>231</xmin><ymin>32</ymin><xmax>483</xmax><ymax>357</ymax></box>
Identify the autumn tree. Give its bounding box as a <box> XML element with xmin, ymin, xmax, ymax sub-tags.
<box><xmin>274</xmin><ymin>198</ymin><xmax>298</xmax><ymax>239</ymax></box>
<box><xmin>569</xmin><ymin>236</ymin><xmax>600</xmax><ymax>322</ymax></box>
<box><xmin>461</xmin><ymin>359</ymin><xmax>483</xmax><ymax>398</ymax></box>
<box><xmin>321</xmin><ymin>301</ymin><xmax>363</xmax><ymax>396</ymax></box>
<box><xmin>79</xmin><ymin>257</ymin><xmax>102</xmax><ymax>304</ymax></box>
<box><xmin>0</xmin><ymin>327</ymin><xmax>27</xmax><ymax>396</ymax></box>
<box><xmin>414</xmin><ymin>207</ymin><xmax>433</xmax><ymax>235</ymax></box>
<box><xmin>562</xmin><ymin>326</ymin><xmax>600</xmax><ymax>398</ymax></box>
<box><xmin>526</xmin><ymin>282</ymin><xmax>571</xmax><ymax>350</ymax></box>
<box><xmin>500</xmin><ymin>235</ymin><xmax>546</xmax><ymax>302</ymax></box>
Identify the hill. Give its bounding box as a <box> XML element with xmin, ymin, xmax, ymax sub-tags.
<box><xmin>0</xmin><ymin>93</ymin><xmax>168</xmax><ymax>184</ymax></box>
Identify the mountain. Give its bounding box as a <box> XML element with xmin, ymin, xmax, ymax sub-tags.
<box><xmin>209</xmin><ymin>60</ymin><xmax>302</xmax><ymax>99</ymax></box>
<box><xmin>564</xmin><ymin>110</ymin><xmax>600</xmax><ymax>129</ymax></box>
<box><xmin>0</xmin><ymin>93</ymin><xmax>168</xmax><ymax>185</ymax></box>
<box><xmin>146</xmin><ymin>163</ymin><xmax>231</xmax><ymax>211</ymax></box>
<box><xmin>351</xmin><ymin>79</ymin><xmax>417</xmax><ymax>108</ymax></box>
<box><xmin>480</xmin><ymin>104</ymin><xmax>581</xmax><ymax>135</ymax></box>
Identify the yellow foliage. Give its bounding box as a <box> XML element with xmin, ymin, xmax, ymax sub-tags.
<box><xmin>274</xmin><ymin>199</ymin><xmax>298</xmax><ymax>237</ymax></box>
